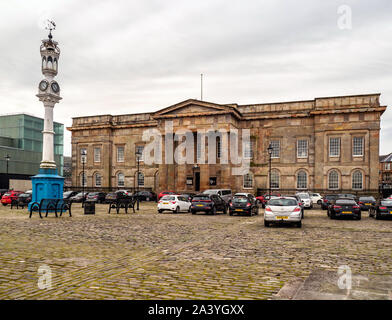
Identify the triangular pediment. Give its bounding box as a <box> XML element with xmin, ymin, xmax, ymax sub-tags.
<box><xmin>153</xmin><ymin>99</ymin><xmax>241</xmax><ymax>119</ymax></box>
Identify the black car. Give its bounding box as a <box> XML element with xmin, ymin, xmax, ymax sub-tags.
<box><xmin>358</xmin><ymin>196</ymin><xmax>376</xmax><ymax>211</ymax></box>
<box><xmin>63</xmin><ymin>191</ymin><xmax>78</xmax><ymax>200</ymax></box>
<box><xmin>191</xmin><ymin>194</ymin><xmax>227</xmax><ymax>215</ymax></box>
<box><xmin>321</xmin><ymin>194</ymin><xmax>338</xmax><ymax>210</ymax></box>
<box><xmin>86</xmin><ymin>192</ymin><xmax>107</xmax><ymax>203</ymax></box>
<box><xmin>229</xmin><ymin>193</ymin><xmax>258</xmax><ymax>216</ymax></box>
<box><xmin>105</xmin><ymin>191</ymin><xmax>131</xmax><ymax>203</ymax></box>
<box><xmin>369</xmin><ymin>199</ymin><xmax>392</xmax><ymax>219</ymax></box>
<box><xmin>17</xmin><ymin>193</ymin><xmax>32</xmax><ymax>208</ymax></box>
<box><xmin>70</xmin><ymin>192</ymin><xmax>89</xmax><ymax>203</ymax></box>
<box><xmin>134</xmin><ymin>191</ymin><xmax>157</xmax><ymax>202</ymax></box>
<box><xmin>327</xmin><ymin>198</ymin><xmax>361</xmax><ymax>220</ymax></box>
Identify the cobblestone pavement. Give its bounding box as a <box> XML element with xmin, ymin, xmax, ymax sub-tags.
<box><xmin>0</xmin><ymin>202</ymin><xmax>391</xmax><ymax>299</ymax></box>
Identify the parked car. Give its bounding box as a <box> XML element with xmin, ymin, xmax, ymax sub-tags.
<box><xmin>358</xmin><ymin>196</ymin><xmax>376</xmax><ymax>211</ymax></box>
<box><xmin>180</xmin><ymin>193</ymin><xmax>197</xmax><ymax>202</ymax></box>
<box><xmin>63</xmin><ymin>191</ymin><xmax>78</xmax><ymax>199</ymax></box>
<box><xmin>158</xmin><ymin>191</ymin><xmax>178</xmax><ymax>201</ymax></box>
<box><xmin>369</xmin><ymin>199</ymin><xmax>392</xmax><ymax>219</ymax></box>
<box><xmin>25</xmin><ymin>190</ymin><xmax>32</xmax><ymax>194</ymax></box>
<box><xmin>86</xmin><ymin>192</ymin><xmax>107</xmax><ymax>203</ymax></box>
<box><xmin>1</xmin><ymin>191</ymin><xmax>23</xmax><ymax>206</ymax></box>
<box><xmin>191</xmin><ymin>193</ymin><xmax>227</xmax><ymax>215</ymax></box>
<box><xmin>157</xmin><ymin>195</ymin><xmax>191</xmax><ymax>213</ymax></box>
<box><xmin>327</xmin><ymin>198</ymin><xmax>361</xmax><ymax>220</ymax></box>
<box><xmin>134</xmin><ymin>191</ymin><xmax>157</xmax><ymax>202</ymax></box>
<box><xmin>321</xmin><ymin>194</ymin><xmax>339</xmax><ymax>210</ymax></box>
<box><xmin>105</xmin><ymin>191</ymin><xmax>131</xmax><ymax>203</ymax></box>
<box><xmin>257</xmin><ymin>193</ymin><xmax>281</xmax><ymax>208</ymax></box>
<box><xmin>70</xmin><ymin>192</ymin><xmax>89</xmax><ymax>203</ymax></box>
<box><xmin>296</xmin><ymin>192</ymin><xmax>313</xmax><ymax>209</ymax></box>
<box><xmin>229</xmin><ymin>193</ymin><xmax>258</xmax><ymax>216</ymax></box>
<box><xmin>202</xmin><ymin>189</ymin><xmax>232</xmax><ymax>204</ymax></box>
<box><xmin>264</xmin><ymin>197</ymin><xmax>302</xmax><ymax>228</ymax></box>
<box><xmin>310</xmin><ymin>193</ymin><xmax>323</xmax><ymax>205</ymax></box>
<box><xmin>283</xmin><ymin>194</ymin><xmax>305</xmax><ymax>218</ymax></box>
<box><xmin>17</xmin><ymin>193</ymin><xmax>32</xmax><ymax>207</ymax></box>
<box><xmin>337</xmin><ymin>193</ymin><xmax>357</xmax><ymax>201</ymax></box>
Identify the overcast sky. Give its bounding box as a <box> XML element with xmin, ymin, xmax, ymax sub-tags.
<box><xmin>0</xmin><ymin>0</ymin><xmax>391</xmax><ymax>156</ymax></box>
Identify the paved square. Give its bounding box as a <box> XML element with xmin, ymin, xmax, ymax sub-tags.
<box><xmin>0</xmin><ymin>203</ymin><xmax>391</xmax><ymax>299</ymax></box>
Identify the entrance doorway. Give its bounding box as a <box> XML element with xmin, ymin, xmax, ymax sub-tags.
<box><xmin>195</xmin><ymin>172</ymin><xmax>200</xmax><ymax>192</ymax></box>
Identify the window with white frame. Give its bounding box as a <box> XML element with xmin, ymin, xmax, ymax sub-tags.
<box><xmin>94</xmin><ymin>147</ymin><xmax>101</xmax><ymax>163</ymax></box>
<box><xmin>95</xmin><ymin>173</ymin><xmax>102</xmax><ymax>187</ymax></box>
<box><xmin>117</xmin><ymin>146</ymin><xmax>124</xmax><ymax>163</ymax></box>
<box><xmin>297</xmin><ymin>140</ymin><xmax>308</xmax><ymax>158</ymax></box>
<box><xmin>196</xmin><ymin>137</ymin><xmax>202</xmax><ymax>162</ymax></box>
<box><xmin>297</xmin><ymin>170</ymin><xmax>307</xmax><ymax>189</ymax></box>
<box><xmin>270</xmin><ymin>170</ymin><xmax>280</xmax><ymax>189</ymax></box>
<box><xmin>136</xmin><ymin>145</ymin><xmax>144</xmax><ymax>161</ymax></box>
<box><xmin>243</xmin><ymin>140</ymin><xmax>254</xmax><ymax>159</ymax></box>
<box><xmin>80</xmin><ymin>172</ymin><xmax>87</xmax><ymax>187</ymax></box>
<box><xmin>328</xmin><ymin>170</ymin><xmax>339</xmax><ymax>190</ymax></box>
<box><xmin>137</xmin><ymin>172</ymin><xmax>144</xmax><ymax>187</ymax></box>
<box><xmin>270</xmin><ymin>140</ymin><xmax>280</xmax><ymax>158</ymax></box>
<box><xmin>117</xmin><ymin>172</ymin><xmax>125</xmax><ymax>187</ymax></box>
<box><xmin>243</xmin><ymin>173</ymin><xmax>253</xmax><ymax>188</ymax></box>
<box><xmin>329</xmin><ymin>137</ymin><xmax>340</xmax><ymax>157</ymax></box>
<box><xmin>353</xmin><ymin>137</ymin><xmax>364</xmax><ymax>156</ymax></box>
<box><xmin>386</xmin><ymin>163</ymin><xmax>391</xmax><ymax>170</ymax></box>
<box><xmin>80</xmin><ymin>148</ymin><xmax>87</xmax><ymax>164</ymax></box>
<box><xmin>352</xmin><ymin>170</ymin><xmax>363</xmax><ymax>190</ymax></box>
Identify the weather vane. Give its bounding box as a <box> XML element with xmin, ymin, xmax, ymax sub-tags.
<box><xmin>45</xmin><ymin>19</ymin><xmax>56</xmax><ymax>39</ymax></box>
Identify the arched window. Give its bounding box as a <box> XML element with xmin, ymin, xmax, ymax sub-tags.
<box><xmin>297</xmin><ymin>170</ymin><xmax>307</xmax><ymax>189</ymax></box>
<box><xmin>243</xmin><ymin>173</ymin><xmax>253</xmax><ymax>188</ymax></box>
<box><xmin>54</xmin><ymin>58</ymin><xmax>57</xmax><ymax>71</ymax></box>
<box><xmin>95</xmin><ymin>173</ymin><xmax>102</xmax><ymax>187</ymax></box>
<box><xmin>117</xmin><ymin>172</ymin><xmax>125</xmax><ymax>187</ymax></box>
<box><xmin>80</xmin><ymin>172</ymin><xmax>87</xmax><ymax>187</ymax></box>
<box><xmin>352</xmin><ymin>170</ymin><xmax>363</xmax><ymax>190</ymax></box>
<box><xmin>328</xmin><ymin>170</ymin><xmax>339</xmax><ymax>190</ymax></box>
<box><xmin>47</xmin><ymin>56</ymin><xmax>53</xmax><ymax>69</ymax></box>
<box><xmin>270</xmin><ymin>170</ymin><xmax>280</xmax><ymax>189</ymax></box>
<box><xmin>42</xmin><ymin>57</ymin><xmax>46</xmax><ymax>69</ymax></box>
<box><xmin>137</xmin><ymin>172</ymin><xmax>144</xmax><ymax>187</ymax></box>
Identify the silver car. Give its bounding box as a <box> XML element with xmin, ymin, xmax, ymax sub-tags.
<box><xmin>296</xmin><ymin>192</ymin><xmax>313</xmax><ymax>209</ymax></box>
<box><xmin>264</xmin><ymin>197</ymin><xmax>303</xmax><ymax>228</ymax></box>
<box><xmin>203</xmin><ymin>189</ymin><xmax>232</xmax><ymax>204</ymax></box>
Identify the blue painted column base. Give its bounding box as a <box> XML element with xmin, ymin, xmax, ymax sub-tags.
<box><xmin>28</xmin><ymin>168</ymin><xmax>64</xmax><ymax>212</ymax></box>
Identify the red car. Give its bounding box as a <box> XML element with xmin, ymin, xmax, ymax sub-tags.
<box><xmin>158</xmin><ymin>191</ymin><xmax>178</xmax><ymax>200</ymax></box>
<box><xmin>1</xmin><ymin>191</ymin><xmax>23</xmax><ymax>206</ymax></box>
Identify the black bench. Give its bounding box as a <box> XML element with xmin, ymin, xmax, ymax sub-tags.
<box><xmin>29</xmin><ymin>199</ymin><xmax>72</xmax><ymax>219</ymax></box>
<box><xmin>108</xmin><ymin>198</ymin><xmax>136</xmax><ymax>214</ymax></box>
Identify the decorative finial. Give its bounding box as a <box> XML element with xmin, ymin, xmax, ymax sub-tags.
<box><xmin>45</xmin><ymin>19</ymin><xmax>56</xmax><ymax>40</ymax></box>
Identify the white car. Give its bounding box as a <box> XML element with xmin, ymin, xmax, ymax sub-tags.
<box><xmin>264</xmin><ymin>197</ymin><xmax>303</xmax><ymax>228</ymax></box>
<box><xmin>310</xmin><ymin>193</ymin><xmax>323</xmax><ymax>205</ymax></box>
<box><xmin>158</xmin><ymin>195</ymin><xmax>191</xmax><ymax>213</ymax></box>
<box><xmin>296</xmin><ymin>192</ymin><xmax>313</xmax><ymax>209</ymax></box>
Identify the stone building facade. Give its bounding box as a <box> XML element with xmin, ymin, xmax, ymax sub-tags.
<box><xmin>67</xmin><ymin>93</ymin><xmax>386</xmax><ymax>194</ymax></box>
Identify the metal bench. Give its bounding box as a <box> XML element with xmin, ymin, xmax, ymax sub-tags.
<box><xmin>29</xmin><ymin>198</ymin><xmax>72</xmax><ymax>219</ymax></box>
<box><xmin>108</xmin><ymin>198</ymin><xmax>136</xmax><ymax>214</ymax></box>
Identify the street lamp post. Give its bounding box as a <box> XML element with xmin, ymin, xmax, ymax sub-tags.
<box><xmin>4</xmin><ymin>154</ymin><xmax>10</xmax><ymax>190</ymax></box>
<box><xmin>267</xmin><ymin>144</ymin><xmax>273</xmax><ymax>200</ymax></box>
<box><xmin>136</xmin><ymin>150</ymin><xmax>141</xmax><ymax>211</ymax></box>
<box><xmin>81</xmin><ymin>149</ymin><xmax>87</xmax><ymax>207</ymax></box>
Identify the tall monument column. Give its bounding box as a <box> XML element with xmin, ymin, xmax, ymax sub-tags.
<box><xmin>29</xmin><ymin>21</ymin><xmax>64</xmax><ymax>212</ymax></box>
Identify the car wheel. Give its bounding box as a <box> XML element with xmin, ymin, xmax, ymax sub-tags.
<box><xmin>212</xmin><ymin>206</ymin><xmax>217</xmax><ymax>215</ymax></box>
<box><xmin>264</xmin><ymin>220</ymin><xmax>270</xmax><ymax>227</ymax></box>
<box><xmin>229</xmin><ymin>211</ymin><xmax>233</xmax><ymax>216</ymax></box>
<box><xmin>356</xmin><ymin>213</ymin><xmax>361</xmax><ymax>220</ymax></box>
<box><xmin>188</xmin><ymin>206</ymin><xmax>191</xmax><ymax>213</ymax></box>
<box><xmin>310</xmin><ymin>205</ymin><xmax>313</xmax><ymax>210</ymax></box>
<box><xmin>191</xmin><ymin>210</ymin><xmax>196</xmax><ymax>215</ymax></box>
<box><xmin>174</xmin><ymin>206</ymin><xmax>179</xmax><ymax>214</ymax></box>
<box><xmin>317</xmin><ymin>200</ymin><xmax>322</xmax><ymax>205</ymax></box>
<box><xmin>223</xmin><ymin>205</ymin><xmax>227</xmax><ymax>214</ymax></box>
<box><xmin>296</xmin><ymin>221</ymin><xmax>302</xmax><ymax>228</ymax></box>
<box><xmin>301</xmin><ymin>211</ymin><xmax>304</xmax><ymax>219</ymax></box>
<box><xmin>255</xmin><ymin>207</ymin><xmax>259</xmax><ymax>215</ymax></box>
<box><xmin>375</xmin><ymin>213</ymin><xmax>380</xmax><ymax>220</ymax></box>
<box><xmin>158</xmin><ymin>210</ymin><xmax>163</xmax><ymax>214</ymax></box>
<box><xmin>2</xmin><ymin>203</ymin><xmax>6</xmax><ymax>206</ymax></box>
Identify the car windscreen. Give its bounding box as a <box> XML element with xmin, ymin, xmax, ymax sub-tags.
<box><xmin>88</xmin><ymin>193</ymin><xmax>98</xmax><ymax>196</ymax></box>
<box><xmin>325</xmin><ymin>195</ymin><xmax>337</xmax><ymax>200</ymax></box>
<box><xmin>359</xmin><ymin>197</ymin><xmax>375</xmax><ymax>201</ymax></box>
<box><xmin>297</xmin><ymin>194</ymin><xmax>310</xmax><ymax>199</ymax></box>
<box><xmin>203</xmin><ymin>190</ymin><xmax>217</xmax><ymax>195</ymax></box>
<box><xmin>3</xmin><ymin>193</ymin><xmax>10</xmax><ymax>196</ymax></box>
<box><xmin>335</xmin><ymin>200</ymin><xmax>356</xmax><ymax>205</ymax></box>
<box><xmin>269</xmin><ymin>199</ymin><xmax>297</xmax><ymax>206</ymax></box>
<box><xmin>19</xmin><ymin>194</ymin><xmax>30</xmax><ymax>197</ymax></box>
<box><xmin>381</xmin><ymin>201</ymin><xmax>392</xmax><ymax>206</ymax></box>
<box><xmin>161</xmin><ymin>196</ymin><xmax>175</xmax><ymax>201</ymax></box>
<box><xmin>233</xmin><ymin>196</ymin><xmax>248</xmax><ymax>202</ymax></box>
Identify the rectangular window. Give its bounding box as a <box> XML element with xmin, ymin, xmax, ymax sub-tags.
<box><xmin>353</xmin><ymin>137</ymin><xmax>364</xmax><ymax>156</ymax></box>
<box><xmin>196</xmin><ymin>139</ymin><xmax>202</xmax><ymax>162</ymax></box>
<box><xmin>270</xmin><ymin>140</ymin><xmax>280</xmax><ymax>158</ymax></box>
<box><xmin>80</xmin><ymin>148</ymin><xmax>87</xmax><ymax>164</ymax></box>
<box><xmin>117</xmin><ymin>146</ymin><xmax>124</xmax><ymax>163</ymax></box>
<box><xmin>270</xmin><ymin>171</ymin><xmax>280</xmax><ymax>189</ymax></box>
<box><xmin>137</xmin><ymin>172</ymin><xmax>144</xmax><ymax>187</ymax></box>
<box><xmin>243</xmin><ymin>174</ymin><xmax>253</xmax><ymax>188</ymax></box>
<box><xmin>386</xmin><ymin>163</ymin><xmax>391</xmax><ymax>170</ymax></box>
<box><xmin>243</xmin><ymin>140</ymin><xmax>253</xmax><ymax>159</ymax></box>
<box><xmin>297</xmin><ymin>140</ymin><xmax>308</xmax><ymax>158</ymax></box>
<box><xmin>136</xmin><ymin>145</ymin><xmax>144</xmax><ymax>161</ymax></box>
<box><xmin>217</xmin><ymin>139</ymin><xmax>221</xmax><ymax>159</ymax></box>
<box><xmin>95</xmin><ymin>174</ymin><xmax>102</xmax><ymax>187</ymax></box>
<box><xmin>329</xmin><ymin>137</ymin><xmax>340</xmax><ymax>157</ymax></box>
<box><xmin>94</xmin><ymin>147</ymin><xmax>101</xmax><ymax>163</ymax></box>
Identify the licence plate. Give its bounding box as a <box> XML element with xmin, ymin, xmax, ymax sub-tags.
<box><xmin>163</xmin><ymin>202</ymin><xmax>168</xmax><ymax>204</ymax></box>
<box><xmin>365</xmin><ymin>203</ymin><xmax>371</xmax><ymax>205</ymax></box>
<box><xmin>197</xmin><ymin>204</ymin><xmax>204</xmax><ymax>207</ymax></box>
<box><xmin>390</xmin><ymin>211</ymin><xmax>392</xmax><ymax>214</ymax></box>
<box><xmin>236</xmin><ymin>209</ymin><xmax>244</xmax><ymax>212</ymax></box>
<box><xmin>342</xmin><ymin>211</ymin><xmax>351</xmax><ymax>214</ymax></box>
<box><xmin>278</xmin><ymin>216</ymin><xmax>288</xmax><ymax>220</ymax></box>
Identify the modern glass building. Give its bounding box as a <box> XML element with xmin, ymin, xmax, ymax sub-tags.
<box><xmin>0</xmin><ymin>114</ymin><xmax>64</xmax><ymax>189</ymax></box>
